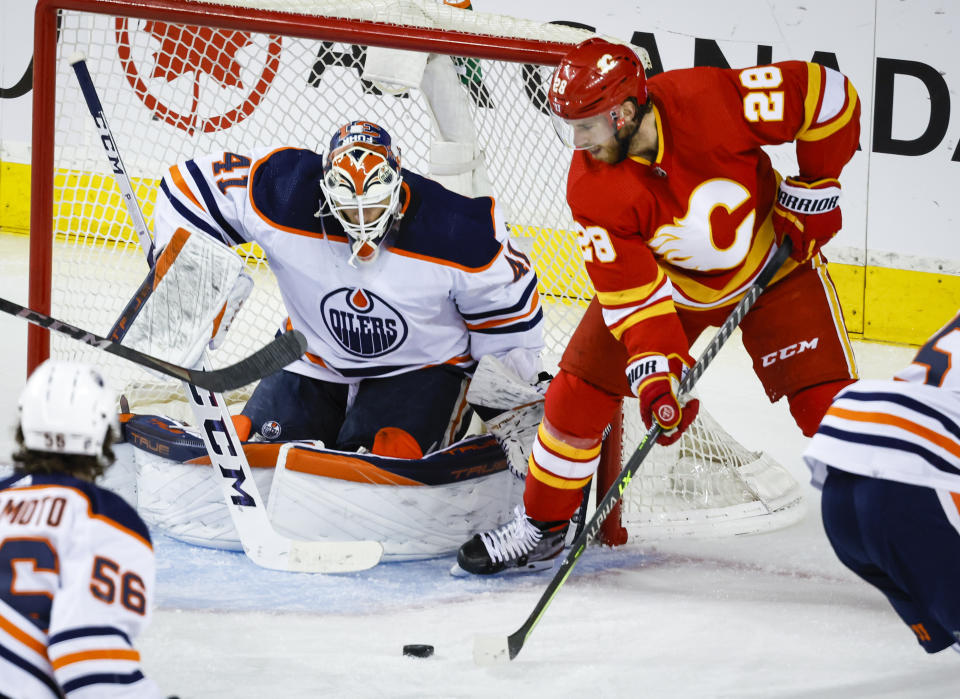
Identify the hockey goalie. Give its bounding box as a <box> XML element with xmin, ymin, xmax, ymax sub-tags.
<box><xmin>113</xmin><ymin>110</ymin><xmax>549</xmax><ymax>561</ymax></box>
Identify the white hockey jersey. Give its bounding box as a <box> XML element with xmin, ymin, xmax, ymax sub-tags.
<box><xmin>153</xmin><ymin>147</ymin><xmax>544</xmax><ymax>383</ymax></box>
<box><xmin>0</xmin><ymin>472</ymin><xmax>161</xmax><ymax>698</ymax></box>
<box><xmin>803</xmin><ymin>310</ymin><xmax>960</xmax><ymax>493</ymax></box>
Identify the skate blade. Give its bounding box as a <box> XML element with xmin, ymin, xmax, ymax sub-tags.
<box><xmin>449</xmin><ymin>557</ymin><xmax>557</xmax><ymax>577</ymax></box>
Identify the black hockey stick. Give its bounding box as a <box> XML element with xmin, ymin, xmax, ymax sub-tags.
<box><xmin>2</xmin><ymin>295</ymin><xmax>306</xmax><ymax>393</ymax></box>
<box><xmin>474</xmin><ymin>238</ymin><xmax>794</xmax><ymax>664</ymax></box>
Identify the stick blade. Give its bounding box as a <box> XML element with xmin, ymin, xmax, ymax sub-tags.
<box><xmin>245</xmin><ymin>539</ymin><xmax>384</xmax><ymax>574</ymax></box>
<box><xmin>473</xmin><ymin>633</ymin><xmax>512</xmax><ymax>665</ymax></box>
<box><xmin>286</xmin><ymin>540</ymin><xmax>383</xmax><ymax>573</ymax></box>
<box><xmin>188</xmin><ymin>330</ymin><xmax>309</xmax><ymax>392</ymax></box>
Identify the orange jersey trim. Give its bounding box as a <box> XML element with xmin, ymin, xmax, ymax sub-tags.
<box><xmin>465</xmin><ymin>289</ymin><xmax>541</xmax><ymax>330</ymax></box>
<box><xmin>51</xmin><ymin>648</ymin><xmax>140</xmax><ymax>670</ymax></box>
<box><xmin>0</xmin><ymin>612</ymin><xmax>48</xmax><ymax>657</ymax></box>
<box><xmin>168</xmin><ymin>164</ymin><xmax>204</xmax><ymax>211</ymax></box>
<box><xmin>440</xmin><ymin>353</ymin><xmax>474</xmax><ymax>367</ymax></box>
<box><xmin>826</xmin><ymin>406</ymin><xmax>960</xmax><ymax>459</ymax></box>
<box><xmin>387</xmin><ymin>244</ymin><xmax>502</xmax><ymax>273</ymax></box>
<box><xmin>3</xmin><ymin>485</ymin><xmax>152</xmax><ymax>551</ymax></box>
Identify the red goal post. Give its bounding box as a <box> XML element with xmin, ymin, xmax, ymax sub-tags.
<box><xmin>27</xmin><ymin>0</ymin><xmax>803</xmax><ymax>545</ymax></box>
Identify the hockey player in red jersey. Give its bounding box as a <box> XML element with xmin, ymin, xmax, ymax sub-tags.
<box><xmin>456</xmin><ymin>37</ymin><xmax>862</xmax><ymax>575</ymax></box>
<box><xmin>0</xmin><ymin>361</ymin><xmax>166</xmax><ymax>697</ymax></box>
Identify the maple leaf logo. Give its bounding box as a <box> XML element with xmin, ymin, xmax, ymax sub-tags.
<box><xmin>144</xmin><ymin>22</ymin><xmax>251</xmax><ymax>90</ymax></box>
<box><xmin>115</xmin><ymin>18</ymin><xmax>282</xmax><ymax>135</ymax></box>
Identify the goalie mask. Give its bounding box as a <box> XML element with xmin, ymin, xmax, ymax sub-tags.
<box><xmin>18</xmin><ymin>360</ymin><xmax>119</xmax><ymax>464</ymax></box>
<box><xmin>319</xmin><ymin>120</ymin><xmax>404</xmax><ymax>265</ymax></box>
<box><xmin>547</xmin><ymin>37</ymin><xmax>648</xmax><ymax>151</ymax></box>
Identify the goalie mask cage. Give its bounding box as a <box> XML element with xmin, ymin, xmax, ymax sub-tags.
<box><xmin>28</xmin><ymin>0</ymin><xmax>803</xmax><ymax>545</ymax></box>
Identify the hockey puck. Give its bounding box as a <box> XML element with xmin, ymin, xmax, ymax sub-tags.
<box><xmin>402</xmin><ymin>644</ymin><xmax>434</xmax><ymax>658</ymax></box>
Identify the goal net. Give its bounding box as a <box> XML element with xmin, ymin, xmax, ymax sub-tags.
<box><xmin>28</xmin><ymin>0</ymin><xmax>803</xmax><ymax>543</ymax></box>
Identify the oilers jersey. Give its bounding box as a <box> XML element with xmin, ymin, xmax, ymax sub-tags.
<box><xmin>0</xmin><ymin>472</ymin><xmax>160</xmax><ymax>698</ymax></box>
<box><xmin>804</xmin><ymin>311</ymin><xmax>960</xmax><ymax>492</ymax></box>
<box><xmin>153</xmin><ymin>147</ymin><xmax>544</xmax><ymax>383</ymax></box>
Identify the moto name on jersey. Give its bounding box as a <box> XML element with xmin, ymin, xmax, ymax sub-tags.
<box><xmin>2</xmin><ymin>495</ymin><xmax>67</xmax><ymax>527</ymax></box>
<box><xmin>321</xmin><ymin>287</ymin><xmax>408</xmax><ymax>358</ymax></box>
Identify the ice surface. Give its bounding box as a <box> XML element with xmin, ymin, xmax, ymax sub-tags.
<box><xmin>1</xmin><ymin>234</ymin><xmax>956</xmax><ymax>697</ymax></box>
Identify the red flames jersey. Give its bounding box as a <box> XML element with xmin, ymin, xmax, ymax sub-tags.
<box><xmin>567</xmin><ymin>61</ymin><xmax>860</xmax><ymax>361</ymax></box>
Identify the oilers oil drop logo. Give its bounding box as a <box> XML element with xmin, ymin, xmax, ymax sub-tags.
<box><xmin>321</xmin><ymin>288</ymin><xmax>407</xmax><ymax>358</ymax></box>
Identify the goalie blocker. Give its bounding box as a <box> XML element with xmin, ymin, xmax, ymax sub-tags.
<box><xmin>110</xmin><ymin>227</ymin><xmax>253</xmax><ymax>371</ymax></box>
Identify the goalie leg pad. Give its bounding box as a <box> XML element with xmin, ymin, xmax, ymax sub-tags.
<box><xmin>124</xmin><ymin>412</ymin><xmax>521</xmax><ymax>560</ymax></box>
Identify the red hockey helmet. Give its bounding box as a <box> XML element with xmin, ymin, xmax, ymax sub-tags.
<box><xmin>547</xmin><ymin>38</ymin><xmax>648</xmax><ymax>150</ymax></box>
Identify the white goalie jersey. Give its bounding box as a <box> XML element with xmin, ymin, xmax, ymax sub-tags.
<box><xmin>153</xmin><ymin>146</ymin><xmax>544</xmax><ymax>383</ymax></box>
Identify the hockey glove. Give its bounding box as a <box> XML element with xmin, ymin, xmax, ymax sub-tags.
<box><xmin>628</xmin><ymin>353</ymin><xmax>700</xmax><ymax>446</ymax></box>
<box><xmin>772</xmin><ymin>176</ymin><xmax>841</xmax><ymax>261</ymax></box>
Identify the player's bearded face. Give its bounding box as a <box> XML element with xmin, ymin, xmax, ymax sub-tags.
<box><xmin>591</xmin><ymin>122</ymin><xmax>636</xmax><ymax>164</ymax></box>
<box><xmin>552</xmin><ymin>105</ymin><xmax>635</xmax><ymax>164</ymax></box>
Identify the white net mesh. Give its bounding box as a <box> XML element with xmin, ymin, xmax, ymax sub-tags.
<box><xmin>35</xmin><ymin>0</ymin><xmax>801</xmax><ymax>540</ymax></box>
<box><xmin>46</xmin><ymin>2</ymin><xmax>589</xmax><ymax>408</ymax></box>
<box><xmin>618</xmin><ymin>401</ymin><xmax>804</xmax><ymax>539</ymax></box>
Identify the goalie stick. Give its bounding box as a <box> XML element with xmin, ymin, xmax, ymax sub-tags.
<box><xmin>1</xmin><ymin>295</ymin><xmax>307</xmax><ymax>393</ymax></box>
<box><xmin>70</xmin><ymin>55</ymin><xmax>383</xmax><ymax>573</ymax></box>
<box><xmin>473</xmin><ymin>239</ymin><xmax>794</xmax><ymax>664</ymax></box>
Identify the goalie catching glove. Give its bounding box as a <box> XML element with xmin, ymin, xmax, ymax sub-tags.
<box><xmin>466</xmin><ymin>352</ymin><xmax>550</xmax><ymax>479</ymax></box>
<box><xmin>628</xmin><ymin>352</ymin><xmax>699</xmax><ymax>446</ymax></box>
<box><xmin>110</xmin><ymin>227</ymin><xmax>253</xmax><ymax>370</ymax></box>
<box><xmin>772</xmin><ymin>176</ymin><xmax>842</xmax><ymax>261</ymax></box>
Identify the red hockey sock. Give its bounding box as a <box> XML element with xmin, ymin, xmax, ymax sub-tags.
<box><xmin>788</xmin><ymin>379</ymin><xmax>856</xmax><ymax>436</ymax></box>
<box><xmin>523</xmin><ymin>472</ymin><xmax>585</xmax><ymax>524</ymax></box>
